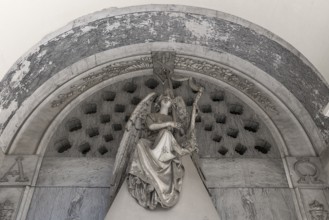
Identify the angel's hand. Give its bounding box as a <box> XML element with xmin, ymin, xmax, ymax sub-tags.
<box><xmin>167</xmin><ymin>122</ymin><xmax>182</xmax><ymax>129</ymax></box>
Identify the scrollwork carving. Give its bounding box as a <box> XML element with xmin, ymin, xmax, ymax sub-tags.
<box><xmin>51</xmin><ymin>57</ymin><xmax>152</xmax><ymax>107</ymax></box>
<box><xmin>175</xmin><ymin>56</ymin><xmax>278</xmax><ymax>112</ymax></box>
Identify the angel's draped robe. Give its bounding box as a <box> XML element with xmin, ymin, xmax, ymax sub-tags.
<box><xmin>127</xmin><ymin>113</ymin><xmax>187</xmax><ymax>209</ymax></box>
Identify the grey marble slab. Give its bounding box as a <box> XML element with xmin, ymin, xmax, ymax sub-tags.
<box><xmin>300</xmin><ymin>188</ymin><xmax>329</xmax><ymax>220</ymax></box>
<box><xmin>210</xmin><ymin>188</ymin><xmax>298</xmax><ymax>220</ymax></box>
<box><xmin>201</xmin><ymin>158</ymin><xmax>288</xmax><ymax>187</ymax></box>
<box><xmin>0</xmin><ymin>187</ymin><xmax>24</xmax><ymax>220</ymax></box>
<box><xmin>37</xmin><ymin>157</ymin><xmax>114</xmax><ymax>187</ymax></box>
<box><xmin>26</xmin><ymin>187</ymin><xmax>111</xmax><ymax>220</ymax></box>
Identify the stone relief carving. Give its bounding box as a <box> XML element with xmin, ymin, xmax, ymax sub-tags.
<box><xmin>309</xmin><ymin>200</ymin><xmax>328</xmax><ymax>220</ymax></box>
<box><xmin>50</xmin><ymin>54</ymin><xmax>277</xmax><ymax>114</ymax></box>
<box><xmin>51</xmin><ymin>57</ymin><xmax>152</xmax><ymax>107</ymax></box>
<box><xmin>0</xmin><ymin>157</ymin><xmax>29</xmax><ymax>183</ymax></box>
<box><xmin>293</xmin><ymin>158</ymin><xmax>323</xmax><ymax>184</ymax></box>
<box><xmin>0</xmin><ymin>200</ymin><xmax>14</xmax><ymax>220</ymax></box>
<box><xmin>108</xmin><ymin>52</ymin><xmax>204</xmax><ymax>210</ymax></box>
<box><xmin>175</xmin><ymin>56</ymin><xmax>278</xmax><ymax>112</ymax></box>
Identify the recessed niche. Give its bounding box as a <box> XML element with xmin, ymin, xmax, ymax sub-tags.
<box><xmin>229</xmin><ymin>104</ymin><xmax>243</xmax><ymax>115</ymax></box>
<box><xmin>103</xmin><ymin>134</ymin><xmax>114</xmax><ymax>142</ymax></box>
<box><xmin>212</xmin><ymin>135</ymin><xmax>222</xmax><ymax>142</ymax></box>
<box><xmin>79</xmin><ymin>142</ymin><xmax>91</xmax><ymax>155</ymax></box>
<box><xmin>98</xmin><ymin>146</ymin><xmax>108</xmax><ymax>155</ymax></box>
<box><xmin>112</xmin><ymin>124</ymin><xmax>123</xmax><ymax>131</ymax></box>
<box><xmin>255</xmin><ymin>139</ymin><xmax>271</xmax><ymax>154</ymax></box>
<box><xmin>131</xmin><ymin>97</ymin><xmax>141</xmax><ymax>105</ymax></box>
<box><xmin>102</xmin><ymin>91</ymin><xmax>116</xmax><ymax>101</ymax></box>
<box><xmin>215</xmin><ymin>114</ymin><xmax>226</xmax><ymax>124</ymax></box>
<box><xmin>218</xmin><ymin>146</ymin><xmax>228</xmax><ymax>156</ymax></box>
<box><xmin>211</xmin><ymin>91</ymin><xmax>224</xmax><ymax>102</ymax></box>
<box><xmin>200</xmin><ymin>105</ymin><xmax>212</xmax><ymax>113</ymax></box>
<box><xmin>66</xmin><ymin>118</ymin><xmax>82</xmax><ymax>132</ymax></box>
<box><xmin>83</xmin><ymin>103</ymin><xmax>97</xmax><ymax>114</ymax></box>
<box><xmin>55</xmin><ymin>139</ymin><xmax>71</xmax><ymax>153</ymax></box>
<box><xmin>125</xmin><ymin>115</ymin><xmax>130</xmax><ymax>122</ymax></box>
<box><xmin>86</xmin><ymin>127</ymin><xmax>99</xmax><ymax>137</ymax></box>
<box><xmin>145</xmin><ymin>78</ymin><xmax>159</xmax><ymax>89</ymax></box>
<box><xmin>235</xmin><ymin>143</ymin><xmax>247</xmax><ymax>155</ymax></box>
<box><xmin>195</xmin><ymin>116</ymin><xmax>202</xmax><ymax>123</ymax></box>
<box><xmin>227</xmin><ymin>128</ymin><xmax>239</xmax><ymax>138</ymax></box>
<box><xmin>204</xmin><ymin>124</ymin><xmax>213</xmax><ymax>131</ymax></box>
<box><xmin>244</xmin><ymin>120</ymin><xmax>259</xmax><ymax>133</ymax></box>
<box><xmin>100</xmin><ymin>114</ymin><xmax>111</xmax><ymax>124</ymax></box>
<box><xmin>185</xmin><ymin>97</ymin><xmax>194</xmax><ymax>106</ymax></box>
<box><xmin>123</xmin><ymin>82</ymin><xmax>137</xmax><ymax>93</ymax></box>
<box><xmin>115</xmin><ymin>104</ymin><xmax>125</xmax><ymax>113</ymax></box>
<box><xmin>172</xmin><ymin>81</ymin><xmax>182</xmax><ymax>89</ymax></box>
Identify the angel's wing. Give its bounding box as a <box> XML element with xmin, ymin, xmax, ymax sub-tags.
<box><xmin>109</xmin><ymin>92</ymin><xmax>157</xmax><ymax>203</ymax></box>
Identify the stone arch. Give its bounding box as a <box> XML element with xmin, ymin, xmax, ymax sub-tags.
<box><xmin>0</xmin><ymin>5</ymin><xmax>328</xmax><ymax>220</ymax></box>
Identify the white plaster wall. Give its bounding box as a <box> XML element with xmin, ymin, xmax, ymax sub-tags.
<box><xmin>0</xmin><ymin>0</ymin><xmax>329</xmax><ymax>83</ymax></box>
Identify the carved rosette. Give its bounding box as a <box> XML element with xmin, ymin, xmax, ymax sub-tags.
<box><xmin>309</xmin><ymin>200</ymin><xmax>329</xmax><ymax>220</ymax></box>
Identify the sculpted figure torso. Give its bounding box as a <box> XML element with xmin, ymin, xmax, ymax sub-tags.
<box><xmin>127</xmin><ymin>93</ymin><xmax>191</xmax><ymax>209</ymax></box>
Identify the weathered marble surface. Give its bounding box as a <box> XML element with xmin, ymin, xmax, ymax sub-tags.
<box><xmin>287</xmin><ymin>157</ymin><xmax>327</xmax><ymax>187</ymax></box>
<box><xmin>201</xmin><ymin>158</ymin><xmax>288</xmax><ymax>187</ymax></box>
<box><xmin>0</xmin><ymin>5</ymin><xmax>328</xmax><ymax>146</ymax></box>
<box><xmin>37</xmin><ymin>157</ymin><xmax>114</xmax><ymax>187</ymax></box>
<box><xmin>0</xmin><ymin>187</ymin><xmax>24</xmax><ymax>220</ymax></box>
<box><xmin>300</xmin><ymin>188</ymin><xmax>329</xmax><ymax>220</ymax></box>
<box><xmin>0</xmin><ymin>155</ymin><xmax>38</xmax><ymax>186</ymax></box>
<box><xmin>210</xmin><ymin>188</ymin><xmax>298</xmax><ymax>220</ymax></box>
<box><xmin>26</xmin><ymin>187</ymin><xmax>111</xmax><ymax>220</ymax></box>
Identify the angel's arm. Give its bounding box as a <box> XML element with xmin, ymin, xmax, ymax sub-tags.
<box><xmin>146</xmin><ymin>115</ymin><xmax>181</xmax><ymax>131</ymax></box>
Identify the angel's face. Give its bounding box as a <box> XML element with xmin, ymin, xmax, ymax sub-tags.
<box><xmin>160</xmin><ymin>96</ymin><xmax>172</xmax><ymax>108</ymax></box>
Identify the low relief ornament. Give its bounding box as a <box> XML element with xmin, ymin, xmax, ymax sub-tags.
<box><xmin>294</xmin><ymin>158</ymin><xmax>323</xmax><ymax>184</ymax></box>
<box><xmin>0</xmin><ymin>200</ymin><xmax>14</xmax><ymax>220</ymax></box>
<box><xmin>51</xmin><ymin>57</ymin><xmax>152</xmax><ymax>107</ymax></box>
<box><xmin>309</xmin><ymin>200</ymin><xmax>328</xmax><ymax>220</ymax></box>
<box><xmin>0</xmin><ymin>157</ymin><xmax>29</xmax><ymax>183</ymax></box>
<box><xmin>175</xmin><ymin>56</ymin><xmax>278</xmax><ymax>113</ymax></box>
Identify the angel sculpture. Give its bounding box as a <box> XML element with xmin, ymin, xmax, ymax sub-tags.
<box><xmin>110</xmin><ymin>77</ymin><xmax>204</xmax><ymax>210</ymax></box>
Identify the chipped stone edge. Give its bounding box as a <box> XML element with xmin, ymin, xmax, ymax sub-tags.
<box><xmin>3</xmin><ymin>4</ymin><xmax>327</xmax><ymax>86</ymax></box>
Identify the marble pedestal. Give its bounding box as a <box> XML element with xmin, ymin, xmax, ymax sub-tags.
<box><xmin>105</xmin><ymin>156</ymin><xmax>220</xmax><ymax>220</ymax></box>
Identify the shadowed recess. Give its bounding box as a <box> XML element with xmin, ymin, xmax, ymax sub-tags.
<box><xmin>229</xmin><ymin>104</ymin><xmax>243</xmax><ymax>115</ymax></box>
<box><xmin>244</xmin><ymin>120</ymin><xmax>260</xmax><ymax>133</ymax></box>
<box><xmin>55</xmin><ymin>139</ymin><xmax>71</xmax><ymax>153</ymax></box>
<box><xmin>66</xmin><ymin>118</ymin><xmax>82</xmax><ymax>132</ymax></box>
<box><xmin>218</xmin><ymin>146</ymin><xmax>228</xmax><ymax>156</ymax></box>
<box><xmin>235</xmin><ymin>143</ymin><xmax>247</xmax><ymax>155</ymax></box>
<box><xmin>145</xmin><ymin>78</ymin><xmax>159</xmax><ymax>89</ymax></box>
<box><xmin>86</xmin><ymin>127</ymin><xmax>99</xmax><ymax>137</ymax></box>
<box><xmin>255</xmin><ymin>139</ymin><xmax>271</xmax><ymax>154</ymax></box>
<box><xmin>79</xmin><ymin>142</ymin><xmax>91</xmax><ymax>155</ymax></box>
<box><xmin>103</xmin><ymin>134</ymin><xmax>114</xmax><ymax>142</ymax></box>
<box><xmin>83</xmin><ymin>103</ymin><xmax>97</xmax><ymax>114</ymax></box>
<box><xmin>102</xmin><ymin>91</ymin><xmax>116</xmax><ymax>101</ymax></box>
<box><xmin>100</xmin><ymin>114</ymin><xmax>111</xmax><ymax>124</ymax></box>
<box><xmin>227</xmin><ymin>128</ymin><xmax>239</xmax><ymax>138</ymax></box>
<box><xmin>123</xmin><ymin>82</ymin><xmax>137</xmax><ymax>93</ymax></box>
<box><xmin>98</xmin><ymin>146</ymin><xmax>108</xmax><ymax>155</ymax></box>
<box><xmin>215</xmin><ymin>114</ymin><xmax>226</xmax><ymax>124</ymax></box>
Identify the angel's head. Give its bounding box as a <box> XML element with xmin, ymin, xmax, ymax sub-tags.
<box><xmin>155</xmin><ymin>89</ymin><xmax>174</xmax><ymax>112</ymax></box>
